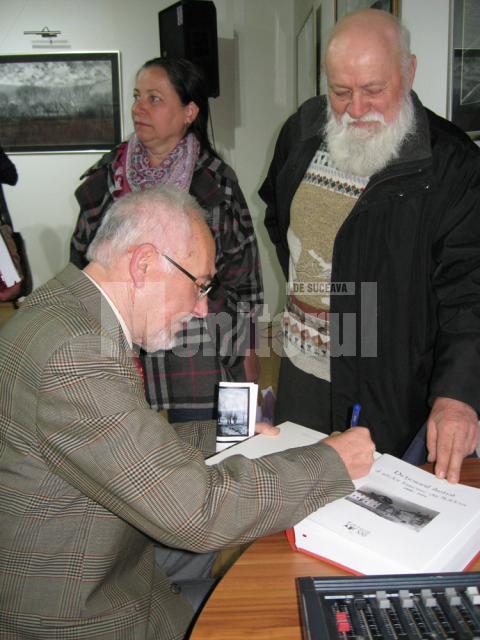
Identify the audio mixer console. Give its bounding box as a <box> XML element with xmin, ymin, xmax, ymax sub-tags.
<box><xmin>297</xmin><ymin>572</ymin><xmax>480</xmax><ymax>639</ymax></box>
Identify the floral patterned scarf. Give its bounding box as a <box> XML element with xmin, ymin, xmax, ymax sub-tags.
<box><xmin>113</xmin><ymin>132</ymin><xmax>200</xmax><ymax>197</ymax></box>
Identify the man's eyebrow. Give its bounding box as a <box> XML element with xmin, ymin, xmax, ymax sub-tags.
<box><xmin>361</xmin><ymin>81</ymin><xmax>387</xmax><ymax>88</ymax></box>
<box><xmin>329</xmin><ymin>80</ymin><xmax>387</xmax><ymax>89</ymax></box>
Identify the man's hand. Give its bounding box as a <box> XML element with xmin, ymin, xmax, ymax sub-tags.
<box><xmin>427</xmin><ymin>397</ymin><xmax>479</xmax><ymax>483</ymax></box>
<box><xmin>255</xmin><ymin>421</ymin><xmax>280</xmax><ymax>437</ymax></box>
<box><xmin>323</xmin><ymin>427</ymin><xmax>376</xmax><ymax>479</ymax></box>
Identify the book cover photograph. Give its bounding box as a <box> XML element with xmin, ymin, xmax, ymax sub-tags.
<box><xmin>215</xmin><ymin>382</ymin><xmax>258</xmax><ymax>453</ymax></box>
<box><xmin>344</xmin><ymin>484</ymin><xmax>439</xmax><ymax>532</ymax></box>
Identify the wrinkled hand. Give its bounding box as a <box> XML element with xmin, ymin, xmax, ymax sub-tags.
<box><xmin>323</xmin><ymin>427</ymin><xmax>376</xmax><ymax>480</ymax></box>
<box><xmin>255</xmin><ymin>421</ymin><xmax>280</xmax><ymax>437</ymax></box>
<box><xmin>427</xmin><ymin>397</ymin><xmax>479</xmax><ymax>483</ymax></box>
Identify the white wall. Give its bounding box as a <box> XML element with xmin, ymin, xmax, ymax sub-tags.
<box><xmin>0</xmin><ymin>0</ymin><xmax>453</xmax><ymax>315</ymax></box>
<box><xmin>402</xmin><ymin>0</ymin><xmax>450</xmax><ymax>117</ymax></box>
<box><xmin>210</xmin><ymin>0</ymin><xmax>296</xmax><ymax>316</ymax></box>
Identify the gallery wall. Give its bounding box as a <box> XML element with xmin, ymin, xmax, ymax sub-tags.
<box><xmin>1</xmin><ymin>0</ymin><xmax>451</xmax><ymax>315</ymax></box>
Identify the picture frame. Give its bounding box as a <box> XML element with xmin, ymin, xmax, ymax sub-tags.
<box><xmin>296</xmin><ymin>9</ymin><xmax>316</xmax><ymax>107</ymax></box>
<box><xmin>0</xmin><ymin>52</ymin><xmax>122</xmax><ymax>153</ymax></box>
<box><xmin>335</xmin><ymin>0</ymin><xmax>400</xmax><ymax>22</ymax></box>
<box><xmin>448</xmin><ymin>0</ymin><xmax>480</xmax><ymax>138</ymax></box>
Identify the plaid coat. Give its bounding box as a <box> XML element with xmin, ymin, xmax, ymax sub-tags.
<box><xmin>0</xmin><ymin>265</ymin><xmax>353</xmax><ymax>639</ymax></box>
<box><xmin>70</xmin><ymin>145</ymin><xmax>264</xmax><ymax>412</ymax></box>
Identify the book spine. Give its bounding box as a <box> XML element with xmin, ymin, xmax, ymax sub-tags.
<box><xmin>290</xmin><ymin>526</ymin><xmax>363</xmax><ymax>576</ymax></box>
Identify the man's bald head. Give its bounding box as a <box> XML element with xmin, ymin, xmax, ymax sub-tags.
<box><xmin>326</xmin><ymin>9</ymin><xmax>413</xmax><ymax>87</ymax></box>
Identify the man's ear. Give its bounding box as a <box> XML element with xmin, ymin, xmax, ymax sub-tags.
<box><xmin>128</xmin><ymin>244</ymin><xmax>157</xmax><ymax>288</ymax></box>
<box><xmin>407</xmin><ymin>54</ymin><xmax>417</xmax><ymax>90</ymax></box>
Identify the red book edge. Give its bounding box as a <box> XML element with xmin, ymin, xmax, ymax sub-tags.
<box><xmin>285</xmin><ymin>528</ymin><xmax>480</xmax><ymax>575</ymax></box>
<box><xmin>285</xmin><ymin>528</ymin><xmax>363</xmax><ymax>575</ymax></box>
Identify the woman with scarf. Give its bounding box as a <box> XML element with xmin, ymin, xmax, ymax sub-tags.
<box><xmin>70</xmin><ymin>57</ymin><xmax>263</xmax><ymax>423</ymax></box>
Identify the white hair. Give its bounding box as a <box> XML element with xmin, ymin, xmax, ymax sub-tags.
<box><xmin>325</xmin><ymin>91</ymin><xmax>416</xmax><ymax>176</ymax></box>
<box><xmin>86</xmin><ymin>185</ymin><xmax>205</xmax><ymax>268</ymax></box>
<box><xmin>397</xmin><ymin>21</ymin><xmax>413</xmax><ymax>87</ymax></box>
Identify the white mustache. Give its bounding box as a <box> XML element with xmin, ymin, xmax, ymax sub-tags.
<box><xmin>342</xmin><ymin>111</ymin><xmax>386</xmax><ymax>125</ymax></box>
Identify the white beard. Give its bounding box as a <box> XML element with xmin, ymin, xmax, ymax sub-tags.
<box><xmin>325</xmin><ymin>92</ymin><xmax>415</xmax><ymax>177</ymax></box>
<box><xmin>144</xmin><ymin>331</ymin><xmax>177</xmax><ymax>353</ymax></box>
<box><xmin>142</xmin><ymin>314</ymin><xmax>193</xmax><ymax>353</ymax></box>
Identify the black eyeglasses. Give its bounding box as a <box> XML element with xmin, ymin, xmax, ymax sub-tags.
<box><xmin>163</xmin><ymin>254</ymin><xmax>214</xmax><ymax>299</ymax></box>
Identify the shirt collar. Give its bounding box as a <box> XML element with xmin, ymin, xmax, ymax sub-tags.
<box><xmin>83</xmin><ymin>272</ymin><xmax>133</xmax><ymax>348</ymax></box>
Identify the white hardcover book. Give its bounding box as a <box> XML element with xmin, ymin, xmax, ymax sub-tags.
<box><xmin>293</xmin><ymin>453</ymin><xmax>480</xmax><ymax>574</ymax></box>
<box><xmin>206</xmin><ymin>421</ymin><xmax>480</xmax><ymax>574</ymax></box>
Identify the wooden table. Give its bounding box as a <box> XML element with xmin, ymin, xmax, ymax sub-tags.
<box><xmin>190</xmin><ymin>459</ymin><xmax>480</xmax><ymax>640</ymax></box>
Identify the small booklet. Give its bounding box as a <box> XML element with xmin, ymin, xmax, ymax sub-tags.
<box><xmin>206</xmin><ymin>421</ymin><xmax>480</xmax><ymax>574</ymax></box>
<box><xmin>215</xmin><ymin>382</ymin><xmax>258</xmax><ymax>452</ymax></box>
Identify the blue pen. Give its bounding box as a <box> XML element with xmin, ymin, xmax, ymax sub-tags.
<box><xmin>350</xmin><ymin>403</ymin><xmax>361</xmax><ymax>427</ymax></box>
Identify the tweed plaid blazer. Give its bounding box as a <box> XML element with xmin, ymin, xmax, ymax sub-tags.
<box><xmin>0</xmin><ymin>265</ymin><xmax>353</xmax><ymax>639</ymax></box>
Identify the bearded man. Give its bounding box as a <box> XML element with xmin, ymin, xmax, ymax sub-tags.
<box><xmin>259</xmin><ymin>8</ymin><xmax>480</xmax><ymax>483</ymax></box>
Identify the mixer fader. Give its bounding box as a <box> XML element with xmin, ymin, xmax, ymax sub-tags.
<box><xmin>297</xmin><ymin>572</ymin><xmax>480</xmax><ymax>639</ymax></box>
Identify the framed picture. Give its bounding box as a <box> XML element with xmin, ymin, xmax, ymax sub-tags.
<box><xmin>297</xmin><ymin>9</ymin><xmax>316</xmax><ymax>107</ymax></box>
<box><xmin>449</xmin><ymin>0</ymin><xmax>480</xmax><ymax>138</ymax></box>
<box><xmin>0</xmin><ymin>52</ymin><xmax>122</xmax><ymax>153</ymax></box>
<box><xmin>335</xmin><ymin>0</ymin><xmax>400</xmax><ymax>21</ymax></box>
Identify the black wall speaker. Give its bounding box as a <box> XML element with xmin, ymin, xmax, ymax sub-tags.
<box><xmin>158</xmin><ymin>0</ymin><xmax>219</xmax><ymax>98</ymax></box>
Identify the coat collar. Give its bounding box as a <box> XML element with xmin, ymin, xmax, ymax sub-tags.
<box><xmin>190</xmin><ymin>150</ymin><xmax>225</xmax><ymax>209</ymax></box>
<box><xmin>384</xmin><ymin>91</ymin><xmax>432</xmax><ymax>168</ymax></box>
<box><xmin>79</xmin><ymin>143</ymin><xmax>126</xmax><ymax>181</ymax></box>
